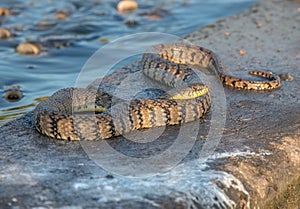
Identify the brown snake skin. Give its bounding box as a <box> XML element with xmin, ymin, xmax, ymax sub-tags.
<box><xmin>34</xmin><ymin>43</ymin><xmax>281</xmax><ymax>140</ymax></box>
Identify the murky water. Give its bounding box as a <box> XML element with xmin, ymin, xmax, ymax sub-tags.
<box><xmin>0</xmin><ymin>0</ymin><xmax>254</xmax><ymax>126</ymax></box>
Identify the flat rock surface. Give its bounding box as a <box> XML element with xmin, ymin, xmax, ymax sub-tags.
<box><xmin>0</xmin><ymin>0</ymin><xmax>299</xmax><ymax>208</ymax></box>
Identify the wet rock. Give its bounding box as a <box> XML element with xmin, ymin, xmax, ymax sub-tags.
<box><xmin>0</xmin><ymin>28</ymin><xmax>11</xmax><ymax>39</ymax></box>
<box><xmin>117</xmin><ymin>0</ymin><xmax>138</xmax><ymax>13</ymax></box>
<box><xmin>16</xmin><ymin>42</ymin><xmax>41</xmax><ymax>55</ymax></box>
<box><xmin>3</xmin><ymin>85</ymin><xmax>23</xmax><ymax>102</ymax></box>
<box><xmin>98</xmin><ymin>37</ymin><xmax>109</xmax><ymax>43</ymax></box>
<box><xmin>0</xmin><ymin>7</ymin><xmax>11</xmax><ymax>16</ymax></box>
<box><xmin>55</xmin><ymin>11</ymin><xmax>69</xmax><ymax>20</ymax></box>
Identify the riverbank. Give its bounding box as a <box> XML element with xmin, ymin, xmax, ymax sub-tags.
<box><xmin>0</xmin><ymin>0</ymin><xmax>299</xmax><ymax>208</ymax></box>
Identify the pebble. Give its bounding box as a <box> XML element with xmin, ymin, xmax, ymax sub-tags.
<box><xmin>0</xmin><ymin>7</ymin><xmax>11</xmax><ymax>16</ymax></box>
<box><xmin>98</xmin><ymin>38</ymin><xmax>109</xmax><ymax>43</ymax></box>
<box><xmin>117</xmin><ymin>0</ymin><xmax>138</xmax><ymax>13</ymax></box>
<box><xmin>256</xmin><ymin>22</ymin><xmax>262</xmax><ymax>28</ymax></box>
<box><xmin>16</xmin><ymin>42</ymin><xmax>41</xmax><ymax>55</ymax></box>
<box><xmin>223</xmin><ymin>32</ymin><xmax>230</xmax><ymax>37</ymax></box>
<box><xmin>3</xmin><ymin>85</ymin><xmax>23</xmax><ymax>102</ymax></box>
<box><xmin>264</xmin><ymin>17</ymin><xmax>271</xmax><ymax>23</ymax></box>
<box><xmin>55</xmin><ymin>11</ymin><xmax>68</xmax><ymax>20</ymax></box>
<box><xmin>0</xmin><ymin>28</ymin><xmax>11</xmax><ymax>39</ymax></box>
<box><xmin>239</xmin><ymin>50</ymin><xmax>246</xmax><ymax>56</ymax></box>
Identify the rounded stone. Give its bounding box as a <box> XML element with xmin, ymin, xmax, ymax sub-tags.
<box><xmin>117</xmin><ymin>0</ymin><xmax>138</xmax><ymax>13</ymax></box>
<box><xmin>0</xmin><ymin>7</ymin><xmax>11</xmax><ymax>16</ymax></box>
<box><xmin>16</xmin><ymin>43</ymin><xmax>40</xmax><ymax>55</ymax></box>
<box><xmin>0</xmin><ymin>28</ymin><xmax>11</xmax><ymax>39</ymax></box>
<box><xmin>4</xmin><ymin>85</ymin><xmax>23</xmax><ymax>102</ymax></box>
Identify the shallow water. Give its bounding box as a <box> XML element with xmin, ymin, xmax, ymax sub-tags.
<box><xmin>0</xmin><ymin>0</ymin><xmax>254</xmax><ymax>126</ymax></box>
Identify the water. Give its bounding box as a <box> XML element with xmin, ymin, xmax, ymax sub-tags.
<box><xmin>0</xmin><ymin>0</ymin><xmax>254</xmax><ymax>126</ymax></box>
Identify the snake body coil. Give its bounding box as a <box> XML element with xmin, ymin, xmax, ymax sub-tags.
<box><xmin>34</xmin><ymin>44</ymin><xmax>281</xmax><ymax>140</ymax></box>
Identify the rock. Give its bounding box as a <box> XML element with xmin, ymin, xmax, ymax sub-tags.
<box><xmin>55</xmin><ymin>11</ymin><xmax>68</xmax><ymax>20</ymax></box>
<box><xmin>1</xmin><ymin>0</ymin><xmax>299</xmax><ymax>208</ymax></box>
<box><xmin>0</xmin><ymin>7</ymin><xmax>11</xmax><ymax>16</ymax></box>
<box><xmin>117</xmin><ymin>0</ymin><xmax>138</xmax><ymax>13</ymax></box>
<box><xmin>239</xmin><ymin>49</ymin><xmax>246</xmax><ymax>56</ymax></box>
<box><xmin>16</xmin><ymin>42</ymin><xmax>41</xmax><ymax>55</ymax></box>
<box><xmin>3</xmin><ymin>85</ymin><xmax>23</xmax><ymax>102</ymax></box>
<box><xmin>0</xmin><ymin>28</ymin><xmax>11</xmax><ymax>39</ymax></box>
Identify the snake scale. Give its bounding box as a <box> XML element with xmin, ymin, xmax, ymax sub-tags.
<box><xmin>34</xmin><ymin>44</ymin><xmax>281</xmax><ymax>140</ymax></box>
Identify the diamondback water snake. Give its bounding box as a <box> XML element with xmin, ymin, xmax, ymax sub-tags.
<box><xmin>34</xmin><ymin>43</ymin><xmax>281</xmax><ymax>141</ymax></box>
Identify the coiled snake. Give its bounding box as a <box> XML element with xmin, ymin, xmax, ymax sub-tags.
<box><xmin>34</xmin><ymin>44</ymin><xmax>281</xmax><ymax>140</ymax></box>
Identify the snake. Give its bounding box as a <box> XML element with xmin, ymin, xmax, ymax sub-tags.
<box><xmin>34</xmin><ymin>43</ymin><xmax>281</xmax><ymax>141</ymax></box>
